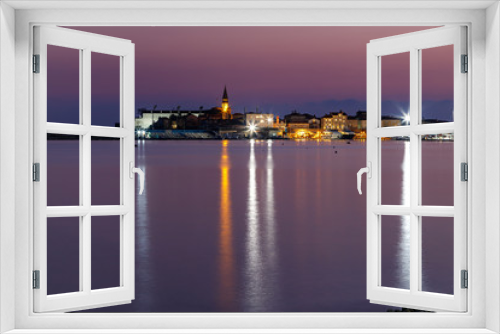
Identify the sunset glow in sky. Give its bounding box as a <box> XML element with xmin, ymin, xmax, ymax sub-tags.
<box><xmin>48</xmin><ymin>26</ymin><xmax>454</xmax><ymax>126</ymax></box>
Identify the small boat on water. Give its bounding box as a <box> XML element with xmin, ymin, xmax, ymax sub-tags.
<box><xmin>338</xmin><ymin>130</ymin><xmax>355</xmax><ymax>139</ymax></box>
<box><xmin>322</xmin><ymin>130</ymin><xmax>342</xmax><ymax>139</ymax></box>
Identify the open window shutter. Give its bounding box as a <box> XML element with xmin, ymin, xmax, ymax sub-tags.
<box><xmin>33</xmin><ymin>26</ymin><xmax>136</xmax><ymax>312</ymax></box>
<box><xmin>365</xmin><ymin>26</ymin><xmax>467</xmax><ymax>312</ymax></box>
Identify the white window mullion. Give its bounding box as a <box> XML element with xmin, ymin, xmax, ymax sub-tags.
<box><xmin>372</xmin><ymin>205</ymin><xmax>411</xmax><ymax>215</ymax></box>
<box><xmin>371</xmin><ymin>123</ymin><xmax>454</xmax><ymax>138</ymax></box>
<box><xmin>121</xmin><ymin>48</ymin><xmax>135</xmax><ymax>295</ymax></box>
<box><xmin>46</xmin><ymin>205</ymin><xmax>129</xmax><ymax>217</ymax></box>
<box><xmin>373</xmin><ymin>205</ymin><xmax>455</xmax><ymax>217</ymax></box>
<box><xmin>33</xmin><ymin>27</ymin><xmax>49</xmax><ymax>310</ymax></box>
<box><xmin>409</xmin><ymin>47</ymin><xmax>420</xmax><ymax>295</ymax></box>
<box><xmin>453</xmin><ymin>26</ymin><xmax>468</xmax><ymax>312</ymax></box>
<box><xmin>90</xmin><ymin>126</ymin><xmax>129</xmax><ymax>138</ymax></box>
<box><xmin>412</xmin><ymin>206</ymin><xmax>454</xmax><ymax>217</ymax></box>
<box><xmin>409</xmin><ymin>134</ymin><xmax>420</xmax><ymax>296</ymax></box>
<box><xmin>371</xmin><ymin>126</ymin><xmax>411</xmax><ymax>138</ymax></box>
<box><xmin>119</xmin><ymin>54</ymin><xmax>125</xmax><ymax>288</ymax></box>
<box><xmin>81</xmin><ymin>47</ymin><xmax>92</xmax><ymax>295</ymax></box>
<box><xmin>413</xmin><ymin>123</ymin><xmax>454</xmax><ymax>135</ymax></box>
<box><xmin>119</xmin><ymin>54</ymin><xmax>126</xmax><ymax>288</ymax></box>
<box><xmin>366</xmin><ymin>44</ymin><xmax>380</xmax><ymax>300</ymax></box>
<box><xmin>81</xmin><ymin>214</ymin><xmax>91</xmax><ymax>294</ymax></box>
<box><xmin>46</xmin><ymin>123</ymin><xmax>129</xmax><ymax>138</ymax></box>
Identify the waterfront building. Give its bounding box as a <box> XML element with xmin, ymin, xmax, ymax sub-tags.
<box><xmin>321</xmin><ymin>111</ymin><xmax>348</xmax><ymax>131</ymax></box>
<box><xmin>206</xmin><ymin>86</ymin><xmax>232</xmax><ymax>120</ymax></box>
<box><xmin>283</xmin><ymin>112</ymin><xmax>314</xmax><ymax>138</ymax></box>
<box><xmin>381</xmin><ymin>115</ymin><xmax>402</xmax><ymax>127</ymax></box>
<box><xmin>309</xmin><ymin>118</ymin><xmax>321</xmax><ymax>129</ymax></box>
<box><xmin>232</xmin><ymin>113</ymin><xmax>245</xmax><ymax>122</ymax></box>
<box><xmin>135</xmin><ymin>109</ymin><xmax>204</xmax><ymax>129</ymax></box>
<box><xmin>287</xmin><ymin>121</ymin><xmax>310</xmax><ymax>130</ymax></box>
<box><xmin>347</xmin><ymin>111</ymin><xmax>367</xmax><ymax>133</ymax></box>
<box><xmin>284</xmin><ymin>111</ymin><xmax>314</xmax><ymax>124</ymax></box>
<box><xmin>220</xmin><ymin>86</ymin><xmax>232</xmax><ymax>119</ymax></box>
<box><xmin>135</xmin><ymin>86</ymin><xmax>232</xmax><ymax>129</ymax></box>
<box><xmin>277</xmin><ymin>118</ymin><xmax>286</xmax><ymax>134</ymax></box>
<box><xmin>422</xmin><ymin>118</ymin><xmax>448</xmax><ymax>124</ymax></box>
<box><xmin>287</xmin><ymin>126</ymin><xmax>321</xmax><ymax>139</ymax></box>
<box><xmin>347</xmin><ymin>111</ymin><xmax>403</xmax><ymax>134</ymax></box>
<box><xmin>245</xmin><ymin>112</ymin><xmax>275</xmax><ymax>128</ymax></box>
<box><xmin>286</xmin><ymin>120</ymin><xmax>313</xmax><ymax>138</ymax></box>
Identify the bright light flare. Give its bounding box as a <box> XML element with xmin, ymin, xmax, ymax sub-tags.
<box><xmin>249</xmin><ymin>124</ymin><xmax>257</xmax><ymax>132</ymax></box>
<box><xmin>403</xmin><ymin>113</ymin><xmax>410</xmax><ymax>123</ymax></box>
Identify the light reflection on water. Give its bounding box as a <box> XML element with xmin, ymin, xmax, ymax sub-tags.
<box><xmin>244</xmin><ymin>139</ymin><xmax>264</xmax><ymax>310</ymax></box>
<box><xmin>134</xmin><ymin>139</ymin><xmax>154</xmax><ymax>309</ymax></box>
<box><xmin>244</xmin><ymin>140</ymin><xmax>280</xmax><ymax>311</ymax></box>
<box><xmin>398</xmin><ymin>141</ymin><xmax>410</xmax><ymax>290</ymax></box>
<box><xmin>264</xmin><ymin>140</ymin><xmax>279</xmax><ymax>304</ymax></box>
<box><xmin>218</xmin><ymin>140</ymin><xmax>236</xmax><ymax>310</ymax></box>
<box><xmin>49</xmin><ymin>139</ymin><xmax>453</xmax><ymax>313</ymax></box>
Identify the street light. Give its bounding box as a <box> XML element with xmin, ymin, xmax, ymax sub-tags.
<box><xmin>403</xmin><ymin>113</ymin><xmax>410</xmax><ymax>124</ymax></box>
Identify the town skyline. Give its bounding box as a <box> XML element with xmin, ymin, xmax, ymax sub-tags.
<box><xmin>134</xmin><ymin>86</ymin><xmax>452</xmax><ymax>121</ymax></box>
<box><xmin>49</xmin><ymin>26</ymin><xmax>454</xmax><ymax>126</ymax></box>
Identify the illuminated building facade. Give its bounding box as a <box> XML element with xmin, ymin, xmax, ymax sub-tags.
<box><xmin>245</xmin><ymin>113</ymin><xmax>275</xmax><ymax>128</ymax></box>
<box><xmin>347</xmin><ymin>111</ymin><xmax>367</xmax><ymax>133</ymax></box>
<box><xmin>135</xmin><ymin>87</ymin><xmax>233</xmax><ymax>129</ymax></box>
<box><xmin>321</xmin><ymin>111</ymin><xmax>348</xmax><ymax>131</ymax></box>
<box><xmin>135</xmin><ymin>109</ymin><xmax>204</xmax><ymax>129</ymax></box>
<box><xmin>380</xmin><ymin>116</ymin><xmax>402</xmax><ymax>127</ymax></box>
<box><xmin>220</xmin><ymin>86</ymin><xmax>232</xmax><ymax>120</ymax></box>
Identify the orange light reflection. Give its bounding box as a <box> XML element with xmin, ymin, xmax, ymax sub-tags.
<box><xmin>218</xmin><ymin>140</ymin><xmax>235</xmax><ymax>310</ymax></box>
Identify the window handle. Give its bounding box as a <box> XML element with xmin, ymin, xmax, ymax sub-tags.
<box><xmin>357</xmin><ymin>162</ymin><xmax>371</xmax><ymax>195</ymax></box>
<box><xmin>130</xmin><ymin>162</ymin><xmax>145</xmax><ymax>195</ymax></box>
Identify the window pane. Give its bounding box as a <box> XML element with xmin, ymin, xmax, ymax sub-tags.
<box><xmin>91</xmin><ymin>138</ymin><xmax>121</xmax><ymax>205</ymax></box>
<box><xmin>421</xmin><ymin>216</ymin><xmax>454</xmax><ymax>295</ymax></box>
<box><xmin>381</xmin><ymin>52</ymin><xmax>409</xmax><ymax>127</ymax></box>
<box><xmin>381</xmin><ymin>215</ymin><xmax>410</xmax><ymax>290</ymax></box>
<box><xmin>47</xmin><ymin>45</ymin><xmax>80</xmax><ymax>124</ymax></box>
<box><xmin>92</xmin><ymin>52</ymin><xmax>121</xmax><ymax>127</ymax></box>
<box><xmin>421</xmin><ymin>45</ymin><xmax>454</xmax><ymax>123</ymax></box>
<box><xmin>381</xmin><ymin>138</ymin><xmax>410</xmax><ymax>205</ymax></box>
<box><xmin>91</xmin><ymin>216</ymin><xmax>121</xmax><ymax>290</ymax></box>
<box><xmin>47</xmin><ymin>217</ymin><xmax>80</xmax><ymax>295</ymax></box>
<box><xmin>421</xmin><ymin>134</ymin><xmax>454</xmax><ymax>206</ymax></box>
<box><xmin>47</xmin><ymin>135</ymin><xmax>80</xmax><ymax>206</ymax></box>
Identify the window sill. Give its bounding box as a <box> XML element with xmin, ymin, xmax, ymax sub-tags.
<box><xmin>3</xmin><ymin>329</ymin><xmax>498</xmax><ymax>334</ymax></box>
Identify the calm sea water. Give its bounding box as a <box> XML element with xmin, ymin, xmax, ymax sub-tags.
<box><xmin>46</xmin><ymin>139</ymin><xmax>454</xmax><ymax>312</ymax></box>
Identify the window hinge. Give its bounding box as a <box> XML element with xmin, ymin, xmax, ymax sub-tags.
<box><xmin>33</xmin><ymin>163</ymin><xmax>40</xmax><ymax>182</ymax></box>
<box><xmin>33</xmin><ymin>270</ymin><xmax>40</xmax><ymax>289</ymax></box>
<box><xmin>33</xmin><ymin>54</ymin><xmax>40</xmax><ymax>73</ymax></box>
<box><xmin>461</xmin><ymin>270</ymin><xmax>468</xmax><ymax>289</ymax></box>
<box><xmin>461</xmin><ymin>162</ymin><xmax>468</xmax><ymax>181</ymax></box>
<box><xmin>461</xmin><ymin>54</ymin><xmax>468</xmax><ymax>73</ymax></box>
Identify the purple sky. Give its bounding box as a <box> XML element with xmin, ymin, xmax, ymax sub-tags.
<box><xmin>48</xmin><ymin>26</ymin><xmax>454</xmax><ymax>126</ymax></box>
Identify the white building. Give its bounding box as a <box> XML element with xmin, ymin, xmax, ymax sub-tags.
<box><xmin>135</xmin><ymin>110</ymin><xmax>203</xmax><ymax>129</ymax></box>
<box><xmin>245</xmin><ymin>113</ymin><xmax>274</xmax><ymax>128</ymax></box>
<box><xmin>321</xmin><ymin>111</ymin><xmax>348</xmax><ymax>131</ymax></box>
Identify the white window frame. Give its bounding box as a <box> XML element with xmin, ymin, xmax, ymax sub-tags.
<box><xmin>366</xmin><ymin>26</ymin><xmax>468</xmax><ymax>312</ymax></box>
<box><xmin>33</xmin><ymin>26</ymin><xmax>136</xmax><ymax>313</ymax></box>
<box><xmin>0</xmin><ymin>1</ymin><xmax>499</xmax><ymax>333</ymax></box>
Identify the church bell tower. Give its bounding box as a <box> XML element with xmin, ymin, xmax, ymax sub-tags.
<box><xmin>221</xmin><ymin>86</ymin><xmax>231</xmax><ymax>120</ymax></box>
